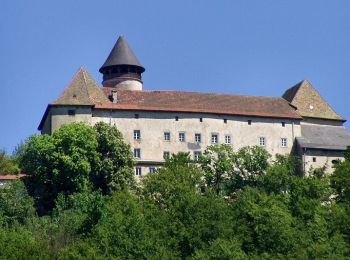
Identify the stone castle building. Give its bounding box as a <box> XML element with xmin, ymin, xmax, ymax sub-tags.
<box><xmin>39</xmin><ymin>36</ymin><xmax>350</xmax><ymax>176</ymax></box>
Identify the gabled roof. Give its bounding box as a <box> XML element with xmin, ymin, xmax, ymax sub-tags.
<box><xmin>99</xmin><ymin>36</ymin><xmax>145</xmax><ymax>73</ymax></box>
<box><xmin>282</xmin><ymin>80</ymin><xmax>344</xmax><ymax>121</ymax></box>
<box><xmin>54</xmin><ymin>68</ymin><xmax>109</xmax><ymax>105</ymax></box>
<box><xmin>97</xmin><ymin>88</ymin><xmax>302</xmax><ymax>120</ymax></box>
<box><xmin>38</xmin><ymin>68</ymin><xmax>109</xmax><ymax>130</ymax></box>
<box><xmin>296</xmin><ymin>124</ymin><xmax>350</xmax><ymax>150</ymax></box>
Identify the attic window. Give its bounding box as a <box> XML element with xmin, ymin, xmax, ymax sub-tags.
<box><xmin>282</xmin><ymin>122</ymin><xmax>285</xmax><ymax>127</ymax></box>
<box><xmin>68</xmin><ymin>109</ymin><xmax>75</xmax><ymax>116</ymax></box>
<box><xmin>224</xmin><ymin>119</ymin><xmax>227</xmax><ymax>124</ymax></box>
<box><xmin>313</xmin><ymin>157</ymin><xmax>317</xmax><ymax>162</ymax></box>
<box><xmin>199</xmin><ymin>118</ymin><xmax>203</xmax><ymax>122</ymax></box>
<box><xmin>248</xmin><ymin>120</ymin><xmax>252</xmax><ymax>125</ymax></box>
<box><xmin>135</xmin><ymin>114</ymin><xmax>139</xmax><ymax>119</ymax></box>
<box><xmin>175</xmin><ymin>116</ymin><xmax>179</xmax><ymax>121</ymax></box>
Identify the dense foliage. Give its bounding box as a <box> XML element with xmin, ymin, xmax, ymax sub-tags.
<box><xmin>1</xmin><ymin>123</ymin><xmax>350</xmax><ymax>258</ymax></box>
<box><xmin>0</xmin><ymin>149</ymin><xmax>20</xmax><ymax>174</ymax></box>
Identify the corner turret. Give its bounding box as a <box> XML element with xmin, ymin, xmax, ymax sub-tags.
<box><xmin>99</xmin><ymin>36</ymin><xmax>145</xmax><ymax>90</ymax></box>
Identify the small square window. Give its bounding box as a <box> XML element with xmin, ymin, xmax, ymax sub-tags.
<box><xmin>68</xmin><ymin>109</ymin><xmax>75</xmax><ymax>116</ymax></box>
<box><xmin>179</xmin><ymin>132</ymin><xmax>185</xmax><ymax>142</ymax></box>
<box><xmin>135</xmin><ymin>167</ymin><xmax>142</xmax><ymax>176</ymax></box>
<box><xmin>134</xmin><ymin>130</ymin><xmax>141</xmax><ymax>140</ymax></box>
<box><xmin>211</xmin><ymin>134</ymin><xmax>218</xmax><ymax>144</ymax></box>
<box><xmin>282</xmin><ymin>122</ymin><xmax>286</xmax><ymax>127</ymax></box>
<box><xmin>175</xmin><ymin>116</ymin><xmax>179</xmax><ymax>121</ymax></box>
<box><xmin>134</xmin><ymin>148</ymin><xmax>141</xmax><ymax>159</ymax></box>
<box><xmin>313</xmin><ymin>157</ymin><xmax>317</xmax><ymax>162</ymax></box>
<box><xmin>281</xmin><ymin>138</ymin><xmax>287</xmax><ymax>147</ymax></box>
<box><xmin>224</xmin><ymin>119</ymin><xmax>227</xmax><ymax>124</ymax></box>
<box><xmin>259</xmin><ymin>137</ymin><xmax>266</xmax><ymax>146</ymax></box>
<box><xmin>225</xmin><ymin>135</ymin><xmax>231</xmax><ymax>144</ymax></box>
<box><xmin>248</xmin><ymin>120</ymin><xmax>252</xmax><ymax>125</ymax></box>
<box><xmin>134</xmin><ymin>114</ymin><xmax>139</xmax><ymax>119</ymax></box>
<box><xmin>149</xmin><ymin>167</ymin><xmax>156</xmax><ymax>174</ymax></box>
<box><xmin>194</xmin><ymin>151</ymin><xmax>202</xmax><ymax>161</ymax></box>
<box><xmin>195</xmin><ymin>133</ymin><xmax>201</xmax><ymax>143</ymax></box>
<box><xmin>163</xmin><ymin>151</ymin><xmax>170</xmax><ymax>159</ymax></box>
<box><xmin>164</xmin><ymin>132</ymin><xmax>171</xmax><ymax>141</ymax></box>
<box><xmin>199</xmin><ymin>118</ymin><xmax>203</xmax><ymax>122</ymax></box>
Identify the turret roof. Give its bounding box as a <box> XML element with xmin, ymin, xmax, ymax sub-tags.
<box><xmin>99</xmin><ymin>36</ymin><xmax>145</xmax><ymax>73</ymax></box>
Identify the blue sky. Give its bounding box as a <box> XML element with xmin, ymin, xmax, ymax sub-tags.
<box><xmin>0</xmin><ymin>0</ymin><xmax>349</xmax><ymax>153</ymax></box>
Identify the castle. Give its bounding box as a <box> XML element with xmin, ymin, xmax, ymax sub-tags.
<box><xmin>38</xmin><ymin>36</ymin><xmax>350</xmax><ymax>176</ymax></box>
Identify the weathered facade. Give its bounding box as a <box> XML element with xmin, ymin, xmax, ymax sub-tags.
<box><xmin>38</xmin><ymin>36</ymin><xmax>350</xmax><ymax>176</ymax></box>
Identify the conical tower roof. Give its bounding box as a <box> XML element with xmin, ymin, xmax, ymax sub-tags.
<box><xmin>99</xmin><ymin>36</ymin><xmax>145</xmax><ymax>73</ymax></box>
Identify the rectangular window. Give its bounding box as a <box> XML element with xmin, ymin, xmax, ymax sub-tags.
<box><xmin>199</xmin><ymin>118</ymin><xmax>203</xmax><ymax>122</ymax></box>
<box><xmin>282</xmin><ymin>122</ymin><xmax>286</xmax><ymax>127</ymax></box>
<box><xmin>149</xmin><ymin>167</ymin><xmax>156</xmax><ymax>174</ymax></box>
<box><xmin>248</xmin><ymin>120</ymin><xmax>252</xmax><ymax>125</ymax></box>
<box><xmin>134</xmin><ymin>114</ymin><xmax>139</xmax><ymax>119</ymax></box>
<box><xmin>134</xmin><ymin>130</ymin><xmax>141</xmax><ymax>140</ymax></box>
<box><xmin>179</xmin><ymin>132</ymin><xmax>185</xmax><ymax>142</ymax></box>
<box><xmin>225</xmin><ymin>135</ymin><xmax>231</xmax><ymax>144</ymax></box>
<box><xmin>175</xmin><ymin>116</ymin><xmax>179</xmax><ymax>121</ymax></box>
<box><xmin>224</xmin><ymin>119</ymin><xmax>227</xmax><ymax>124</ymax></box>
<box><xmin>195</xmin><ymin>133</ymin><xmax>201</xmax><ymax>143</ymax></box>
<box><xmin>68</xmin><ymin>109</ymin><xmax>76</xmax><ymax>116</ymax></box>
<box><xmin>135</xmin><ymin>167</ymin><xmax>142</xmax><ymax>176</ymax></box>
<box><xmin>313</xmin><ymin>157</ymin><xmax>317</xmax><ymax>162</ymax></box>
<box><xmin>163</xmin><ymin>151</ymin><xmax>170</xmax><ymax>159</ymax></box>
<box><xmin>194</xmin><ymin>151</ymin><xmax>201</xmax><ymax>161</ymax></box>
<box><xmin>259</xmin><ymin>137</ymin><xmax>266</xmax><ymax>146</ymax></box>
<box><xmin>211</xmin><ymin>134</ymin><xmax>218</xmax><ymax>144</ymax></box>
<box><xmin>134</xmin><ymin>148</ymin><xmax>141</xmax><ymax>159</ymax></box>
<box><xmin>281</xmin><ymin>138</ymin><xmax>287</xmax><ymax>147</ymax></box>
<box><xmin>164</xmin><ymin>132</ymin><xmax>171</xmax><ymax>141</ymax></box>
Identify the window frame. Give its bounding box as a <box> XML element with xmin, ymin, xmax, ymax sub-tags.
<box><xmin>133</xmin><ymin>130</ymin><xmax>141</xmax><ymax>140</ymax></box>
<box><xmin>134</xmin><ymin>148</ymin><xmax>141</xmax><ymax>159</ymax></box>
<box><xmin>259</xmin><ymin>137</ymin><xmax>266</xmax><ymax>146</ymax></box>
<box><xmin>194</xmin><ymin>151</ymin><xmax>202</xmax><ymax>161</ymax></box>
<box><xmin>163</xmin><ymin>151</ymin><xmax>170</xmax><ymax>159</ymax></box>
<box><xmin>68</xmin><ymin>109</ymin><xmax>76</xmax><ymax>116</ymax></box>
<box><xmin>224</xmin><ymin>135</ymin><xmax>231</xmax><ymax>144</ymax></box>
<box><xmin>211</xmin><ymin>133</ymin><xmax>219</xmax><ymax>144</ymax></box>
<box><xmin>164</xmin><ymin>132</ymin><xmax>171</xmax><ymax>141</ymax></box>
<box><xmin>281</xmin><ymin>138</ymin><xmax>287</xmax><ymax>148</ymax></box>
<box><xmin>179</xmin><ymin>132</ymin><xmax>186</xmax><ymax>142</ymax></box>
<box><xmin>135</xmin><ymin>167</ymin><xmax>142</xmax><ymax>176</ymax></box>
<box><xmin>195</xmin><ymin>133</ymin><xmax>201</xmax><ymax>143</ymax></box>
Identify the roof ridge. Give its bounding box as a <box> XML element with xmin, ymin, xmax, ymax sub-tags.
<box><xmin>81</xmin><ymin>68</ymin><xmax>92</xmax><ymax>102</ymax></box>
<box><xmin>111</xmin><ymin>88</ymin><xmax>285</xmax><ymax>100</ymax></box>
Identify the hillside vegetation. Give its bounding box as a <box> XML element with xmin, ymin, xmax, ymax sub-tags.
<box><xmin>0</xmin><ymin>122</ymin><xmax>349</xmax><ymax>259</ymax></box>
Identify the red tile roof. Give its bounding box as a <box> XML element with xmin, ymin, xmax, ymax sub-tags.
<box><xmin>0</xmin><ymin>174</ymin><xmax>27</xmax><ymax>180</ymax></box>
<box><xmin>97</xmin><ymin>88</ymin><xmax>302</xmax><ymax>119</ymax></box>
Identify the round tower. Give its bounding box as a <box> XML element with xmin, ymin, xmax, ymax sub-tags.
<box><xmin>99</xmin><ymin>36</ymin><xmax>145</xmax><ymax>90</ymax></box>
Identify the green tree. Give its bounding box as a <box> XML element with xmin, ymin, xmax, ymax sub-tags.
<box><xmin>17</xmin><ymin>122</ymin><xmax>135</xmax><ymax>214</ymax></box>
<box><xmin>200</xmin><ymin>145</ymin><xmax>234</xmax><ymax>195</ymax></box>
<box><xmin>0</xmin><ymin>180</ymin><xmax>35</xmax><ymax>227</ymax></box>
<box><xmin>0</xmin><ymin>149</ymin><xmax>20</xmax><ymax>174</ymax></box>
<box><xmin>142</xmin><ymin>154</ymin><xmax>234</xmax><ymax>258</ymax></box>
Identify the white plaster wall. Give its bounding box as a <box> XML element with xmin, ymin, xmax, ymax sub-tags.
<box><xmin>51</xmin><ymin>106</ymin><xmax>92</xmax><ymax>133</ymax></box>
<box><xmin>304</xmin><ymin>150</ymin><xmax>344</xmax><ymax>174</ymax></box>
<box><xmin>91</xmin><ymin>110</ymin><xmax>301</xmax><ymax>164</ymax></box>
